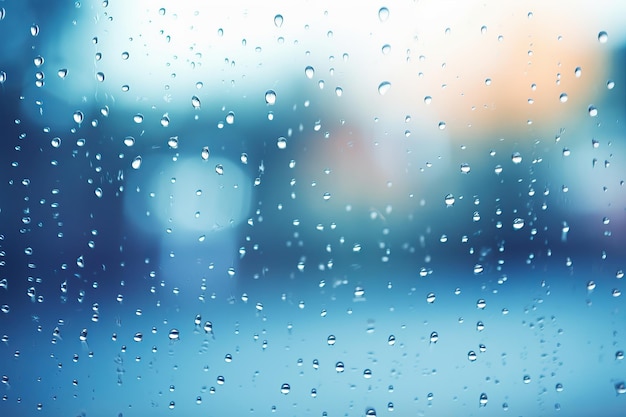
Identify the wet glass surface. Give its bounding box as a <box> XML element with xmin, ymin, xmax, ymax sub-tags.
<box><xmin>0</xmin><ymin>1</ymin><xmax>625</xmax><ymax>416</ymax></box>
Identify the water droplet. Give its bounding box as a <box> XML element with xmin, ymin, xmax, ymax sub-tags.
<box><xmin>387</xmin><ymin>335</ymin><xmax>396</xmax><ymax>346</ymax></box>
<box><xmin>30</xmin><ymin>24</ymin><xmax>40</xmax><ymax>37</ymax></box>
<box><xmin>366</xmin><ymin>408</ymin><xmax>377</xmax><ymax>417</ymax></box>
<box><xmin>168</xmin><ymin>329</ymin><xmax>180</xmax><ymax>340</ymax></box>
<box><xmin>51</xmin><ymin>137</ymin><xmax>61</xmax><ymax>148</ymax></box>
<box><xmin>305</xmin><ymin>66</ymin><xmax>315</xmax><ymax>79</ymax></box>
<box><xmin>479</xmin><ymin>393</ymin><xmax>488</xmax><ymax>407</ymax></box>
<box><xmin>485</xmin><ymin>78</ymin><xmax>492</xmax><ymax>86</ymax></box>
<box><xmin>131</xmin><ymin>156</ymin><xmax>142</xmax><ymax>169</ymax></box>
<box><xmin>555</xmin><ymin>382</ymin><xmax>564</xmax><ymax>392</ymax></box>
<box><xmin>201</xmin><ymin>146</ymin><xmax>210</xmax><ymax>160</ymax></box>
<box><xmin>616</xmin><ymin>382</ymin><xmax>626</xmax><ymax>395</ymax></box>
<box><xmin>34</xmin><ymin>55</ymin><xmax>44</xmax><ymax>67</ymax></box>
<box><xmin>73</xmin><ymin>111</ymin><xmax>84</xmax><ymax>124</ymax></box>
<box><xmin>438</xmin><ymin>121</ymin><xmax>446</xmax><ymax>130</ymax></box>
<box><xmin>588</xmin><ymin>105</ymin><xmax>598</xmax><ymax>117</ymax></box>
<box><xmin>444</xmin><ymin>194</ymin><xmax>455</xmax><ymax>207</ymax></box>
<box><xmin>381</xmin><ymin>44</ymin><xmax>391</xmax><ymax>55</ymax></box>
<box><xmin>511</xmin><ymin>152</ymin><xmax>522</xmax><ymax>164</ymax></box>
<box><xmin>274</xmin><ymin>14</ymin><xmax>283</xmax><ymax>28</ymax></box>
<box><xmin>426</xmin><ymin>292</ymin><xmax>436</xmax><ymax>303</ymax></box>
<box><xmin>0</xmin><ymin>71</ymin><xmax>6</xmax><ymax>84</ymax></box>
<box><xmin>523</xmin><ymin>375</ymin><xmax>531</xmax><ymax>384</ymax></box>
<box><xmin>559</xmin><ymin>93</ymin><xmax>568</xmax><ymax>102</ymax></box>
<box><xmin>79</xmin><ymin>328</ymin><xmax>88</xmax><ymax>341</ymax></box>
<box><xmin>124</xmin><ymin>136</ymin><xmax>135</xmax><ymax>147</ymax></box>
<box><xmin>215</xmin><ymin>164</ymin><xmax>224</xmax><ymax>175</ymax></box>
<box><xmin>167</xmin><ymin>136</ymin><xmax>178</xmax><ymax>149</ymax></box>
<box><xmin>160</xmin><ymin>114</ymin><xmax>170</xmax><ymax>127</ymax></box>
<box><xmin>121</xmin><ymin>51</ymin><xmax>129</xmax><ymax>60</ymax></box>
<box><xmin>476</xmin><ymin>299</ymin><xmax>486</xmax><ymax>309</ymax></box>
<box><xmin>424</xmin><ymin>95</ymin><xmax>432</xmax><ymax>104</ymax></box>
<box><xmin>327</xmin><ymin>335</ymin><xmax>336</xmax><ymax>346</ymax></box>
<box><xmin>378</xmin><ymin>81</ymin><xmax>391</xmax><ymax>95</ymax></box>
<box><xmin>335</xmin><ymin>87</ymin><xmax>343</xmax><ymax>97</ymax></box>
<box><xmin>480</xmin><ymin>25</ymin><xmax>487</xmax><ymax>34</ymax></box>
<box><xmin>616</xmin><ymin>351</ymin><xmax>624</xmax><ymax>360</ymax></box>
<box><xmin>378</xmin><ymin>7</ymin><xmax>390</xmax><ymax>22</ymax></box>
<box><xmin>468</xmin><ymin>351</ymin><xmax>477</xmax><ymax>361</ymax></box>
<box><xmin>265</xmin><ymin>90</ymin><xmax>276</xmax><ymax>105</ymax></box>
<box><xmin>335</xmin><ymin>361</ymin><xmax>345</xmax><ymax>372</ymax></box>
<box><xmin>226</xmin><ymin>111</ymin><xmax>235</xmax><ymax>124</ymax></box>
<box><xmin>574</xmin><ymin>66</ymin><xmax>582</xmax><ymax>78</ymax></box>
<box><xmin>460</xmin><ymin>163</ymin><xmax>471</xmax><ymax>173</ymax></box>
<box><xmin>133</xmin><ymin>114</ymin><xmax>144</xmax><ymax>124</ymax></box>
<box><xmin>133</xmin><ymin>332</ymin><xmax>143</xmax><ymax>342</ymax></box>
<box><xmin>276</xmin><ymin>137</ymin><xmax>287</xmax><ymax>149</ymax></box>
<box><xmin>95</xmin><ymin>72</ymin><xmax>105</xmax><ymax>82</ymax></box>
<box><xmin>607</xmin><ymin>80</ymin><xmax>615</xmax><ymax>90</ymax></box>
<box><xmin>598</xmin><ymin>31</ymin><xmax>608</xmax><ymax>43</ymax></box>
<box><xmin>513</xmin><ymin>218</ymin><xmax>525</xmax><ymax>230</ymax></box>
<box><xmin>429</xmin><ymin>331</ymin><xmax>439</xmax><ymax>343</ymax></box>
<box><xmin>191</xmin><ymin>95</ymin><xmax>201</xmax><ymax>109</ymax></box>
<box><xmin>0</xmin><ymin>8</ymin><xmax>5</xmax><ymax>20</ymax></box>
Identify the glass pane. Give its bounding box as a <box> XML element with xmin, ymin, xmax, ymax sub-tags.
<box><xmin>0</xmin><ymin>1</ymin><xmax>624</xmax><ymax>416</ymax></box>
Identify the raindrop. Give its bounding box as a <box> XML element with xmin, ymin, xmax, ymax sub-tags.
<box><xmin>265</xmin><ymin>90</ymin><xmax>276</xmax><ymax>105</ymax></box>
<box><xmin>30</xmin><ymin>24</ymin><xmax>40</xmax><ymax>37</ymax></box>
<box><xmin>168</xmin><ymin>329</ymin><xmax>180</xmax><ymax>340</ymax></box>
<box><xmin>438</xmin><ymin>121</ymin><xmax>446</xmax><ymax>130</ymax></box>
<box><xmin>167</xmin><ymin>136</ymin><xmax>178</xmax><ymax>148</ymax></box>
<box><xmin>607</xmin><ymin>80</ymin><xmax>615</xmax><ymax>90</ymax></box>
<box><xmin>335</xmin><ymin>87</ymin><xmax>343</xmax><ymax>97</ymax></box>
<box><xmin>95</xmin><ymin>72</ymin><xmax>105</xmax><ymax>82</ymax></box>
<box><xmin>426</xmin><ymin>292</ymin><xmax>436</xmax><ymax>303</ymax></box>
<box><xmin>226</xmin><ymin>111</ymin><xmax>235</xmax><ymax>124</ymax></box>
<box><xmin>381</xmin><ymin>44</ymin><xmax>391</xmax><ymax>55</ymax></box>
<box><xmin>34</xmin><ymin>55</ymin><xmax>44</xmax><ymax>67</ymax></box>
<box><xmin>191</xmin><ymin>95</ymin><xmax>201</xmax><ymax>109</ymax></box>
<box><xmin>366</xmin><ymin>408</ymin><xmax>377</xmax><ymax>417</ymax></box>
<box><xmin>280</xmin><ymin>383</ymin><xmax>290</xmax><ymax>394</ymax></box>
<box><xmin>598</xmin><ymin>31</ymin><xmax>608</xmax><ymax>43</ymax></box>
<box><xmin>480</xmin><ymin>25</ymin><xmax>487</xmax><ymax>34</ymax></box>
<box><xmin>429</xmin><ymin>331</ymin><xmax>439</xmax><ymax>343</ymax></box>
<box><xmin>363</xmin><ymin>369</ymin><xmax>372</xmax><ymax>378</ymax></box>
<box><xmin>274</xmin><ymin>14</ymin><xmax>283</xmax><ymax>28</ymax></box>
<box><xmin>588</xmin><ymin>105</ymin><xmax>598</xmax><ymax>117</ymax></box>
<box><xmin>215</xmin><ymin>164</ymin><xmax>224</xmax><ymax>175</ymax></box>
<box><xmin>335</xmin><ymin>361</ymin><xmax>345</xmax><ymax>372</ymax></box>
<box><xmin>133</xmin><ymin>332</ymin><xmax>143</xmax><ymax>342</ymax></box>
<box><xmin>476</xmin><ymin>299</ymin><xmax>486</xmax><ymax>309</ymax></box>
<box><xmin>378</xmin><ymin>7</ymin><xmax>390</xmax><ymax>22</ymax></box>
<box><xmin>121</xmin><ymin>51</ymin><xmax>129</xmax><ymax>60</ymax></box>
<box><xmin>468</xmin><ymin>351</ymin><xmax>477</xmax><ymax>361</ymax></box>
<box><xmin>0</xmin><ymin>71</ymin><xmax>6</xmax><ymax>84</ymax></box>
<box><xmin>523</xmin><ymin>375</ymin><xmax>531</xmax><ymax>384</ymax></box>
<box><xmin>160</xmin><ymin>114</ymin><xmax>170</xmax><ymax>127</ymax></box>
<box><xmin>511</xmin><ymin>152</ymin><xmax>522</xmax><ymax>164</ymax></box>
<box><xmin>616</xmin><ymin>382</ymin><xmax>626</xmax><ymax>395</ymax></box>
<box><xmin>559</xmin><ymin>93</ymin><xmax>568</xmax><ymax>102</ymax></box>
<box><xmin>73</xmin><ymin>111</ymin><xmax>84</xmax><ymax>125</ymax></box>
<box><xmin>51</xmin><ymin>137</ymin><xmax>61</xmax><ymax>148</ymax></box>
<box><xmin>305</xmin><ymin>66</ymin><xmax>315</xmax><ymax>79</ymax></box>
<box><xmin>555</xmin><ymin>382</ymin><xmax>564</xmax><ymax>392</ymax></box>
<box><xmin>133</xmin><ymin>114</ymin><xmax>144</xmax><ymax>124</ymax></box>
<box><xmin>201</xmin><ymin>147</ymin><xmax>210</xmax><ymax>160</ymax></box>
<box><xmin>513</xmin><ymin>218</ymin><xmax>525</xmax><ymax>230</ymax></box>
<box><xmin>378</xmin><ymin>81</ymin><xmax>391</xmax><ymax>95</ymax></box>
<box><xmin>424</xmin><ymin>96</ymin><xmax>432</xmax><ymax>104</ymax></box>
<box><xmin>460</xmin><ymin>163</ymin><xmax>471</xmax><ymax>174</ymax></box>
<box><xmin>131</xmin><ymin>156</ymin><xmax>142</xmax><ymax>170</ymax></box>
<box><xmin>479</xmin><ymin>393</ymin><xmax>488</xmax><ymax>407</ymax></box>
<box><xmin>574</xmin><ymin>67</ymin><xmax>582</xmax><ymax>77</ymax></box>
<box><xmin>124</xmin><ymin>136</ymin><xmax>135</xmax><ymax>147</ymax></box>
<box><xmin>327</xmin><ymin>335</ymin><xmax>336</xmax><ymax>345</ymax></box>
<box><xmin>444</xmin><ymin>194</ymin><xmax>455</xmax><ymax>207</ymax></box>
<box><xmin>387</xmin><ymin>335</ymin><xmax>396</xmax><ymax>346</ymax></box>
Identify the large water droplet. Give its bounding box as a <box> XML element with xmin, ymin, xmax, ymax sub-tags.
<box><xmin>274</xmin><ymin>14</ymin><xmax>283</xmax><ymax>28</ymax></box>
<box><xmin>131</xmin><ymin>156</ymin><xmax>142</xmax><ymax>169</ymax></box>
<box><xmin>73</xmin><ymin>111</ymin><xmax>84</xmax><ymax>124</ymax></box>
<box><xmin>378</xmin><ymin>81</ymin><xmax>391</xmax><ymax>95</ymax></box>
<box><xmin>265</xmin><ymin>90</ymin><xmax>276</xmax><ymax>105</ymax></box>
<box><xmin>378</xmin><ymin>7</ymin><xmax>390</xmax><ymax>22</ymax></box>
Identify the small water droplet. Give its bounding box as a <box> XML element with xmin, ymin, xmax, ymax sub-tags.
<box><xmin>274</xmin><ymin>14</ymin><xmax>283</xmax><ymax>28</ymax></box>
<box><xmin>201</xmin><ymin>147</ymin><xmax>210</xmax><ymax>160</ymax></box>
<box><xmin>335</xmin><ymin>361</ymin><xmax>345</xmax><ymax>372</ymax></box>
<box><xmin>191</xmin><ymin>95</ymin><xmax>201</xmax><ymax>109</ymax></box>
<box><xmin>160</xmin><ymin>114</ymin><xmax>170</xmax><ymax>127</ymax></box>
<box><xmin>34</xmin><ymin>55</ymin><xmax>44</xmax><ymax>67</ymax></box>
<box><xmin>381</xmin><ymin>44</ymin><xmax>391</xmax><ymax>55</ymax></box>
<box><xmin>30</xmin><ymin>24</ymin><xmax>40</xmax><ymax>37</ymax></box>
<box><xmin>511</xmin><ymin>152</ymin><xmax>522</xmax><ymax>164</ymax></box>
<box><xmin>598</xmin><ymin>31</ymin><xmax>608</xmax><ymax>43</ymax></box>
<box><xmin>424</xmin><ymin>95</ymin><xmax>432</xmax><ymax>104</ymax></box>
<box><xmin>438</xmin><ymin>121</ymin><xmax>446</xmax><ymax>130</ymax></box>
<box><xmin>468</xmin><ymin>351</ymin><xmax>477</xmax><ymax>361</ymax></box>
<box><xmin>523</xmin><ymin>375</ymin><xmax>531</xmax><ymax>384</ymax></box>
<box><xmin>276</xmin><ymin>137</ymin><xmax>287</xmax><ymax>149</ymax></box>
<box><xmin>444</xmin><ymin>194</ymin><xmax>455</xmax><ymax>207</ymax></box>
<box><xmin>555</xmin><ymin>382</ymin><xmax>564</xmax><ymax>392</ymax></box>
<box><xmin>327</xmin><ymin>335</ymin><xmax>336</xmax><ymax>346</ymax></box>
<box><xmin>225</xmin><ymin>111</ymin><xmax>235</xmax><ymax>124</ymax></box>
<box><xmin>426</xmin><ymin>292</ymin><xmax>436</xmax><ymax>303</ymax></box>
<box><xmin>476</xmin><ymin>299</ymin><xmax>486</xmax><ymax>309</ymax></box>
<box><xmin>335</xmin><ymin>86</ymin><xmax>343</xmax><ymax>97</ymax></box>
<box><xmin>124</xmin><ymin>136</ymin><xmax>135</xmax><ymax>147</ymax></box>
<box><xmin>280</xmin><ymin>383</ymin><xmax>290</xmax><ymax>394</ymax></box>
<box><xmin>121</xmin><ymin>51</ymin><xmax>129</xmax><ymax>60</ymax></box>
<box><xmin>513</xmin><ymin>218</ymin><xmax>525</xmax><ymax>230</ymax></box>
<box><xmin>574</xmin><ymin>66</ymin><xmax>582</xmax><ymax>78</ymax></box>
<box><xmin>387</xmin><ymin>335</ymin><xmax>396</xmax><ymax>346</ymax></box>
<box><xmin>460</xmin><ymin>163</ymin><xmax>471</xmax><ymax>174</ymax></box>
<box><xmin>559</xmin><ymin>93</ymin><xmax>568</xmax><ymax>102</ymax></box>
<box><xmin>215</xmin><ymin>164</ymin><xmax>224</xmax><ymax>175</ymax></box>
<box><xmin>378</xmin><ymin>7</ymin><xmax>390</xmax><ymax>22</ymax></box>
<box><xmin>133</xmin><ymin>114</ymin><xmax>144</xmax><ymax>124</ymax></box>
<box><xmin>95</xmin><ymin>72</ymin><xmax>105</xmax><ymax>82</ymax></box>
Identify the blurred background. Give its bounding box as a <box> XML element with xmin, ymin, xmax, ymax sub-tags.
<box><xmin>0</xmin><ymin>1</ymin><xmax>625</xmax><ymax>416</ymax></box>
